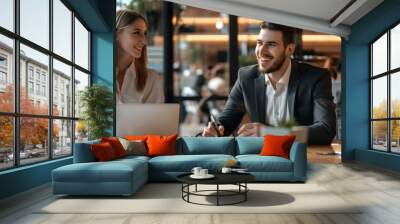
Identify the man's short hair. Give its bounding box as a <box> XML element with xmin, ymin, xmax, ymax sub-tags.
<box><xmin>259</xmin><ymin>22</ymin><xmax>296</xmax><ymax>47</ymax></box>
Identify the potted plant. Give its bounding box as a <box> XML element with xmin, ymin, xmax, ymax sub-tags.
<box><xmin>79</xmin><ymin>84</ymin><xmax>113</xmax><ymax>140</ymax></box>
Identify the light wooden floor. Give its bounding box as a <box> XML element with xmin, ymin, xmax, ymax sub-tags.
<box><xmin>1</xmin><ymin>149</ymin><xmax>400</xmax><ymax>224</ymax></box>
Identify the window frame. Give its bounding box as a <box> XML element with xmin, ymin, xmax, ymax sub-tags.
<box><xmin>370</xmin><ymin>20</ymin><xmax>400</xmax><ymax>154</ymax></box>
<box><xmin>0</xmin><ymin>0</ymin><xmax>92</xmax><ymax>171</ymax></box>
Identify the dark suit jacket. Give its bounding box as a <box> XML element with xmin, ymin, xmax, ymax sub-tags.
<box><xmin>218</xmin><ymin>60</ymin><xmax>336</xmax><ymax>145</ymax></box>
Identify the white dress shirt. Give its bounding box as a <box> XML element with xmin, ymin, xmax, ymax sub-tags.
<box><xmin>265</xmin><ymin>61</ymin><xmax>291</xmax><ymax>126</ymax></box>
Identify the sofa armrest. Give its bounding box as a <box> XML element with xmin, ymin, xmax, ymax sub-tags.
<box><xmin>289</xmin><ymin>142</ymin><xmax>307</xmax><ymax>181</ymax></box>
<box><xmin>73</xmin><ymin>140</ymin><xmax>100</xmax><ymax>163</ymax></box>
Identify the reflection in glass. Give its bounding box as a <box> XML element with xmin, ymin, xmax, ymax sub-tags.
<box><xmin>372</xmin><ymin>121</ymin><xmax>387</xmax><ymax>151</ymax></box>
<box><xmin>0</xmin><ymin>35</ymin><xmax>14</xmax><ymax>113</ymax></box>
<box><xmin>20</xmin><ymin>44</ymin><xmax>49</xmax><ymax>115</ymax></box>
<box><xmin>53</xmin><ymin>0</ymin><xmax>72</xmax><ymax>60</ymax></box>
<box><xmin>372</xmin><ymin>77</ymin><xmax>387</xmax><ymax>119</ymax></box>
<box><xmin>53</xmin><ymin>119</ymin><xmax>72</xmax><ymax>158</ymax></box>
<box><xmin>74</xmin><ymin>18</ymin><xmax>89</xmax><ymax>70</ymax></box>
<box><xmin>372</xmin><ymin>33</ymin><xmax>387</xmax><ymax>76</ymax></box>
<box><xmin>391</xmin><ymin>120</ymin><xmax>400</xmax><ymax>153</ymax></box>
<box><xmin>74</xmin><ymin>69</ymin><xmax>89</xmax><ymax>118</ymax></box>
<box><xmin>391</xmin><ymin>24</ymin><xmax>400</xmax><ymax>70</ymax></box>
<box><xmin>173</xmin><ymin>6</ymin><xmax>229</xmax><ymax>97</ymax></box>
<box><xmin>20</xmin><ymin>117</ymin><xmax>49</xmax><ymax>165</ymax></box>
<box><xmin>20</xmin><ymin>0</ymin><xmax>49</xmax><ymax>49</ymax></box>
<box><xmin>391</xmin><ymin>72</ymin><xmax>400</xmax><ymax>118</ymax></box>
<box><xmin>0</xmin><ymin>0</ymin><xmax>14</xmax><ymax>31</ymax></box>
<box><xmin>0</xmin><ymin>116</ymin><xmax>13</xmax><ymax>170</ymax></box>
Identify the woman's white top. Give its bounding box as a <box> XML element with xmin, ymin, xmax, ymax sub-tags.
<box><xmin>117</xmin><ymin>62</ymin><xmax>164</xmax><ymax>104</ymax></box>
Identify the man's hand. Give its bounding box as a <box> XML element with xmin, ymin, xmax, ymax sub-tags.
<box><xmin>237</xmin><ymin>122</ymin><xmax>265</xmax><ymax>137</ymax></box>
<box><xmin>202</xmin><ymin>122</ymin><xmax>224</xmax><ymax>137</ymax></box>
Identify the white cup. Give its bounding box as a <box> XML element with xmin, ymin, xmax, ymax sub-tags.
<box><xmin>191</xmin><ymin>167</ymin><xmax>202</xmax><ymax>176</ymax></box>
<box><xmin>200</xmin><ymin>169</ymin><xmax>208</xmax><ymax>176</ymax></box>
<box><xmin>221</xmin><ymin>167</ymin><xmax>232</xmax><ymax>174</ymax></box>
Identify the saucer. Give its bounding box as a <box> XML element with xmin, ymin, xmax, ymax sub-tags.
<box><xmin>190</xmin><ymin>174</ymin><xmax>215</xmax><ymax>179</ymax></box>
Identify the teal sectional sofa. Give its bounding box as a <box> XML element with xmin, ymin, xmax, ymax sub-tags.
<box><xmin>52</xmin><ymin>137</ymin><xmax>307</xmax><ymax>196</ymax></box>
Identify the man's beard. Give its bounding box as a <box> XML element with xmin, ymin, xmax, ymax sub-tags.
<box><xmin>258</xmin><ymin>52</ymin><xmax>286</xmax><ymax>73</ymax></box>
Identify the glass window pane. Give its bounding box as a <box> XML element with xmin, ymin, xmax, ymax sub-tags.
<box><xmin>53</xmin><ymin>59</ymin><xmax>72</xmax><ymax>117</ymax></box>
<box><xmin>53</xmin><ymin>119</ymin><xmax>72</xmax><ymax>158</ymax></box>
<box><xmin>53</xmin><ymin>0</ymin><xmax>72</xmax><ymax>60</ymax></box>
<box><xmin>391</xmin><ymin>72</ymin><xmax>400</xmax><ymax>118</ymax></box>
<box><xmin>20</xmin><ymin>0</ymin><xmax>49</xmax><ymax>49</ymax></box>
<box><xmin>391</xmin><ymin>24</ymin><xmax>400</xmax><ymax>70</ymax></box>
<box><xmin>20</xmin><ymin>117</ymin><xmax>49</xmax><ymax>165</ymax></box>
<box><xmin>372</xmin><ymin>76</ymin><xmax>387</xmax><ymax>119</ymax></box>
<box><xmin>0</xmin><ymin>0</ymin><xmax>14</xmax><ymax>31</ymax></box>
<box><xmin>0</xmin><ymin>116</ymin><xmax>14</xmax><ymax>170</ymax></box>
<box><xmin>74</xmin><ymin>69</ymin><xmax>89</xmax><ymax>118</ymax></box>
<box><xmin>75</xmin><ymin>120</ymin><xmax>88</xmax><ymax>143</ymax></box>
<box><xmin>0</xmin><ymin>35</ymin><xmax>14</xmax><ymax>113</ymax></box>
<box><xmin>372</xmin><ymin>121</ymin><xmax>388</xmax><ymax>151</ymax></box>
<box><xmin>173</xmin><ymin>6</ymin><xmax>229</xmax><ymax>97</ymax></box>
<box><xmin>372</xmin><ymin>33</ymin><xmax>387</xmax><ymax>76</ymax></box>
<box><xmin>391</xmin><ymin>120</ymin><xmax>400</xmax><ymax>153</ymax></box>
<box><xmin>20</xmin><ymin>44</ymin><xmax>49</xmax><ymax>115</ymax></box>
<box><xmin>75</xmin><ymin>18</ymin><xmax>89</xmax><ymax>70</ymax></box>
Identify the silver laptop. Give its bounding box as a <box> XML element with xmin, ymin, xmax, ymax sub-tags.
<box><xmin>116</xmin><ymin>103</ymin><xmax>180</xmax><ymax>137</ymax></box>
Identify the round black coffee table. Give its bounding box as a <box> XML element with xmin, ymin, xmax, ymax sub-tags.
<box><xmin>177</xmin><ymin>173</ymin><xmax>255</xmax><ymax>206</ymax></box>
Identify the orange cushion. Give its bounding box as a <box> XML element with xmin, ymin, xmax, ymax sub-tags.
<box><xmin>124</xmin><ymin>135</ymin><xmax>148</xmax><ymax>142</ymax></box>
<box><xmin>146</xmin><ymin>134</ymin><xmax>177</xmax><ymax>157</ymax></box>
<box><xmin>91</xmin><ymin>142</ymin><xmax>118</xmax><ymax>161</ymax></box>
<box><xmin>101</xmin><ymin>137</ymin><xmax>126</xmax><ymax>158</ymax></box>
<box><xmin>260</xmin><ymin>135</ymin><xmax>296</xmax><ymax>159</ymax></box>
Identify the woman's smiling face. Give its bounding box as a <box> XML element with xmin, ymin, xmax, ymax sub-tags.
<box><xmin>117</xmin><ymin>18</ymin><xmax>147</xmax><ymax>59</ymax></box>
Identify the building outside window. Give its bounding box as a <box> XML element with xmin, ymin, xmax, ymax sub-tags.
<box><xmin>0</xmin><ymin>0</ymin><xmax>91</xmax><ymax>170</ymax></box>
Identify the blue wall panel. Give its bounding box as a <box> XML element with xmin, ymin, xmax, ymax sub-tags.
<box><xmin>344</xmin><ymin>0</ymin><xmax>400</xmax><ymax>171</ymax></box>
<box><xmin>0</xmin><ymin>158</ymin><xmax>72</xmax><ymax>199</ymax></box>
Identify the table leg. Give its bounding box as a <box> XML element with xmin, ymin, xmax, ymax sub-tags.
<box><xmin>195</xmin><ymin>184</ymin><xmax>197</xmax><ymax>192</ymax></box>
<box><xmin>245</xmin><ymin>183</ymin><xmax>247</xmax><ymax>201</ymax></box>
<box><xmin>217</xmin><ymin>184</ymin><xmax>219</xmax><ymax>206</ymax></box>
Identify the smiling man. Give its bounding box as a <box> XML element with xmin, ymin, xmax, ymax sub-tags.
<box><xmin>202</xmin><ymin>22</ymin><xmax>336</xmax><ymax>145</ymax></box>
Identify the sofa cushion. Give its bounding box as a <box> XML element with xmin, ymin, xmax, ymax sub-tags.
<box><xmin>176</xmin><ymin>137</ymin><xmax>235</xmax><ymax>155</ymax></box>
<box><xmin>101</xmin><ymin>137</ymin><xmax>127</xmax><ymax>158</ymax></box>
<box><xmin>236</xmin><ymin>137</ymin><xmax>263</xmax><ymax>155</ymax></box>
<box><xmin>236</xmin><ymin>155</ymin><xmax>293</xmax><ymax>172</ymax></box>
<box><xmin>91</xmin><ymin>142</ymin><xmax>118</xmax><ymax>161</ymax></box>
<box><xmin>148</xmin><ymin>154</ymin><xmax>235</xmax><ymax>172</ymax></box>
<box><xmin>52</xmin><ymin>159</ymin><xmax>147</xmax><ymax>183</ymax></box>
<box><xmin>147</xmin><ymin>134</ymin><xmax>177</xmax><ymax>157</ymax></box>
<box><xmin>260</xmin><ymin>135</ymin><xmax>296</xmax><ymax>159</ymax></box>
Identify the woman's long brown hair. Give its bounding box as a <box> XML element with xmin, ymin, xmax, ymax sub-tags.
<box><xmin>116</xmin><ymin>10</ymin><xmax>148</xmax><ymax>92</ymax></box>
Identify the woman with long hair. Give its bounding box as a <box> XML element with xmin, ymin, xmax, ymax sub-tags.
<box><xmin>116</xmin><ymin>9</ymin><xmax>164</xmax><ymax>103</ymax></box>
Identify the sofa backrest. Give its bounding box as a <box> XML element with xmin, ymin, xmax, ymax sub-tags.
<box><xmin>176</xmin><ymin>137</ymin><xmax>236</xmax><ymax>155</ymax></box>
<box><xmin>235</xmin><ymin>137</ymin><xmax>264</xmax><ymax>155</ymax></box>
<box><xmin>73</xmin><ymin>139</ymin><xmax>100</xmax><ymax>163</ymax></box>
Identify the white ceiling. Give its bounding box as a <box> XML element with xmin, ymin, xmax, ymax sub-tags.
<box><xmin>167</xmin><ymin>0</ymin><xmax>384</xmax><ymax>37</ymax></box>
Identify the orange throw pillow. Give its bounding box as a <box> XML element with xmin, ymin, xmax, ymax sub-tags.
<box><xmin>101</xmin><ymin>137</ymin><xmax>127</xmax><ymax>158</ymax></box>
<box><xmin>260</xmin><ymin>135</ymin><xmax>296</xmax><ymax>159</ymax></box>
<box><xmin>91</xmin><ymin>142</ymin><xmax>117</xmax><ymax>161</ymax></box>
<box><xmin>125</xmin><ymin>135</ymin><xmax>148</xmax><ymax>142</ymax></box>
<box><xmin>146</xmin><ymin>134</ymin><xmax>178</xmax><ymax>157</ymax></box>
